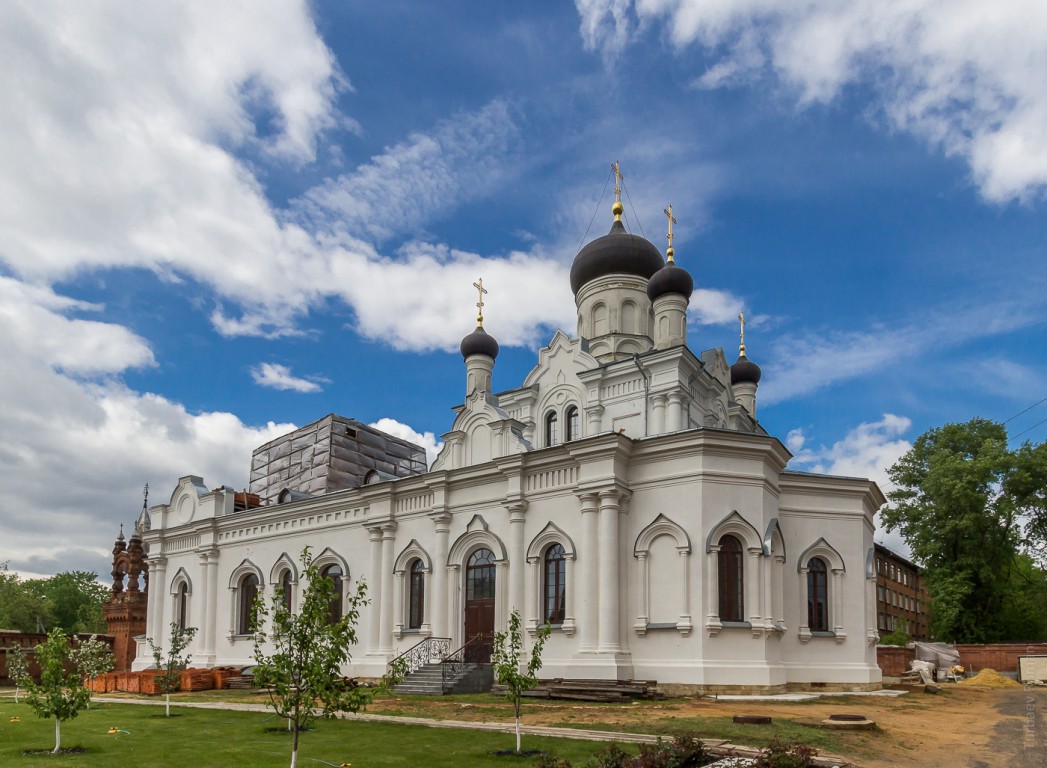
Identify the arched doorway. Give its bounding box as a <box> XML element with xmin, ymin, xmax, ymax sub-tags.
<box><xmin>465</xmin><ymin>547</ymin><xmax>496</xmax><ymax>662</ymax></box>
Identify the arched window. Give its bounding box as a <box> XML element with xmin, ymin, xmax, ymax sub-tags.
<box><xmin>565</xmin><ymin>406</ymin><xmax>579</xmax><ymax>442</ymax></box>
<box><xmin>408</xmin><ymin>559</ymin><xmax>425</xmax><ymax>630</ymax></box>
<box><xmin>237</xmin><ymin>573</ymin><xmax>259</xmax><ymax>634</ymax></box>
<box><xmin>717</xmin><ymin>535</ymin><xmax>744</xmax><ymax>622</ymax></box>
<box><xmin>176</xmin><ymin>582</ymin><xmax>189</xmax><ymax>631</ymax></box>
<box><xmin>466</xmin><ymin>548</ymin><xmax>496</xmax><ymax>600</ymax></box>
<box><xmin>280</xmin><ymin>570</ymin><xmax>293</xmax><ymax>611</ymax></box>
<box><xmin>321</xmin><ymin>564</ymin><xmax>344</xmax><ymax>623</ymax></box>
<box><xmin>545</xmin><ymin>410</ymin><xmax>559</xmax><ymax>447</ymax></box>
<box><xmin>543</xmin><ymin>544</ymin><xmax>566</xmax><ymax>624</ymax></box>
<box><xmin>807</xmin><ymin>558</ymin><xmax>828</xmax><ymax>632</ymax></box>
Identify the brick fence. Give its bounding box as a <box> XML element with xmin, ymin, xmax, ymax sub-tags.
<box><xmin>878</xmin><ymin>643</ymin><xmax>1047</xmax><ymax>676</ymax></box>
<box><xmin>1</xmin><ymin>631</ymin><xmax>115</xmax><ymax>685</ymax></box>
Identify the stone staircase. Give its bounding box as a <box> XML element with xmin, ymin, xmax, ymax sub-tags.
<box><xmin>393</xmin><ymin>661</ymin><xmax>493</xmax><ymax>696</ymax></box>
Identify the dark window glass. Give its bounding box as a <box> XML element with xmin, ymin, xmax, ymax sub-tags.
<box><xmin>409</xmin><ymin>559</ymin><xmax>425</xmax><ymax>629</ymax></box>
<box><xmin>321</xmin><ymin>564</ymin><xmax>343</xmax><ymax>623</ymax></box>
<box><xmin>177</xmin><ymin>582</ymin><xmax>188</xmax><ymax>631</ymax></box>
<box><xmin>717</xmin><ymin>535</ymin><xmax>744</xmax><ymax>622</ymax></box>
<box><xmin>565</xmin><ymin>407</ymin><xmax>579</xmax><ymax>442</ymax></box>
<box><xmin>238</xmin><ymin>573</ymin><xmax>259</xmax><ymax>634</ymax></box>
<box><xmin>280</xmin><ymin>570</ymin><xmax>293</xmax><ymax>610</ymax></box>
<box><xmin>807</xmin><ymin>558</ymin><xmax>828</xmax><ymax>632</ymax></box>
<box><xmin>545</xmin><ymin>411</ymin><xmax>559</xmax><ymax>446</ymax></box>
<box><xmin>543</xmin><ymin>544</ymin><xmax>566</xmax><ymax>624</ymax></box>
<box><xmin>466</xmin><ymin>548</ymin><xmax>496</xmax><ymax>600</ymax></box>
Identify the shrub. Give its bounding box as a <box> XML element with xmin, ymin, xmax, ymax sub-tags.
<box><xmin>753</xmin><ymin>738</ymin><xmax>817</xmax><ymax>768</ymax></box>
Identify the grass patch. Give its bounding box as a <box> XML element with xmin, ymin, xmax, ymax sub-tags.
<box><xmin>0</xmin><ymin>700</ymin><xmax>631</xmax><ymax>768</ymax></box>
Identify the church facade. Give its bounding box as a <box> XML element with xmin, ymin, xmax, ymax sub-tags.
<box><xmin>132</xmin><ymin>191</ymin><xmax>884</xmax><ymax>692</ymax></box>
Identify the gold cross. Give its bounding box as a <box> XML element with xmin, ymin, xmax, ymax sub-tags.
<box><xmin>739</xmin><ymin>312</ymin><xmax>746</xmax><ymax>354</ymax></box>
<box><xmin>611</xmin><ymin>161</ymin><xmax>623</xmax><ymax>204</ymax></box>
<box><xmin>664</xmin><ymin>203</ymin><xmax>677</xmax><ymax>263</ymax></box>
<box><xmin>473</xmin><ymin>278</ymin><xmax>488</xmax><ymax>326</ymax></box>
<box><xmin>143</xmin><ymin>483</ymin><xmax>149</xmax><ymax>506</ymax></box>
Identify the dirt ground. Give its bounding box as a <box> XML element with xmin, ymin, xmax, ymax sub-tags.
<box><xmin>369</xmin><ymin>683</ymin><xmax>1047</xmax><ymax>767</ymax></box>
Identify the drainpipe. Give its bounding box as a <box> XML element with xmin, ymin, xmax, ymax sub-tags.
<box><xmin>632</xmin><ymin>354</ymin><xmax>650</xmax><ymax>437</ymax></box>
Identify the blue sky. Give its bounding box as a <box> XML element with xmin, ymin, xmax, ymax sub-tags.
<box><xmin>1</xmin><ymin>0</ymin><xmax>1045</xmax><ymax>579</ymax></box>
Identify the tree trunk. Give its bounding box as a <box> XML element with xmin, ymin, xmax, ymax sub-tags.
<box><xmin>291</xmin><ymin>725</ymin><xmax>300</xmax><ymax>768</ymax></box>
<box><xmin>14</xmin><ymin>685</ymin><xmax>19</xmax><ymax>704</ymax></box>
<box><xmin>166</xmin><ymin>691</ymin><xmax>171</xmax><ymax>717</ymax></box>
<box><xmin>515</xmin><ymin>714</ymin><xmax>521</xmax><ymax>753</ymax></box>
<box><xmin>52</xmin><ymin>718</ymin><xmax>61</xmax><ymax>754</ymax></box>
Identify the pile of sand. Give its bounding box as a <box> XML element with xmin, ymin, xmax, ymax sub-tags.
<box><xmin>957</xmin><ymin>668</ymin><xmax>1022</xmax><ymax>688</ymax></box>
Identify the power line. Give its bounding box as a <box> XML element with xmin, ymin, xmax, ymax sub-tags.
<box><xmin>1010</xmin><ymin>416</ymin><xmax>1047</xmax><ymax>442</ymax></box>
<box><xmin>1003</xmin><ymin>395</ymin><xmax>1047</xmax><ymax>425</ymax></box>
<box><xmin>577</xmin><ymin>168</ymin><xmax>612</xmax><ymax>253</ymax></box>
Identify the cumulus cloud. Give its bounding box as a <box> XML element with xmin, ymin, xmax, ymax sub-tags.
<box><xmin>0</xmin><ymin>277</ymin><xmax>155</xmax><ymax>374</ymax></box>
<box><xmin>576</xmin><ymin>0</ymin><xmax>1047</xmax><ymax>201</ymax></box>
<box><xmin>251</xmin><ymin>363</ymin><xmax>327</xmax><ymax>393</ymax></box>
<box><xmin>369</xmin><ymin>418</ymin><xmax>444</xmax><ymax>468</ymax></box>
<box><xmin>788</xmin><ymin>415</ymin><xmax>913</xmax><ymax>554</ymax></box>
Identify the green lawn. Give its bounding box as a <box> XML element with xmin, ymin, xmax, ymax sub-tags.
<box><xmin>0</xmin><ymin>700</ymin><xmax>622</xmax><ymax>768</ymax></box>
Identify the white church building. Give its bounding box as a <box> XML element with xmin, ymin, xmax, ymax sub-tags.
<box><xmin>134</xmin><ymin>190</ymin><xmax>885</xmax><ymax>692</ymax></box>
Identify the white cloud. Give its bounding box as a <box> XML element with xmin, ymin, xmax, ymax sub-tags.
<box><xmin>688</xmin><ymin>287</ymin><xmax>743</xmax><ymax>326</ymax></box>
<box><xmin>369</xmin><ymin>418</ymin><xmax>444</xmax><ymax>468</ymax></box>
<box><xmin>760</xmin><ymin>295</ymin><xmax>1045</xmax><ymax>404</ymax></box>
<box><xmin>251</xmin><ymin>363</ymin><xmax>326</xmax><ymax>393</ymax></box>
<box><xmin>576</xmin><ymin>0</ymin><xmax>1047</xmax><ymax>202</ymax></box>
<box><xmin>0</xmin><ymin>276</ymin><xmax>155</xmax><ymax>374</ymax></box>
<box><xmin>788</xmin><ymin>414</ymin><xmax>913</xmax><ymax>555</ymax></box>
<box><xmin>295</xmin><ymin>101</ymin><xmax>520</xmax><ymax>243</ymax></box>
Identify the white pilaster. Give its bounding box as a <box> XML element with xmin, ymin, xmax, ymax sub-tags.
<box><xmin>367</xmin><ymin>527</ymin><xmax>382</xmax><ymax>653</ymax></box>
<box><xmin>431</xmin><ymin>513</ymin><xmax>451</xmax><ymax>638</ymax></box>
<box><xmin>577</xmin><ymin>493</ymin><xmax>599</xmax><ymax>652</ymax></box>
<box><xmin>379</xmin><ymin>524</ymin><xmax>396</xmax><ymax>653</ymax></box>
<box><xmin>507</xmin><ymin>501</ymin><xmax>527</xmax><ymax>614</ymax></box>
<box><xmin>597</xmin><ymin>489</ymin><xmax>621</xmax><ymax>653</ymax></box>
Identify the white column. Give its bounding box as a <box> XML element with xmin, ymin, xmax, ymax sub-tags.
<box><xmin>832</xmin><ymin>569</ymin><xmax>846</xmax><ymax>637</ymax></box>
<box><xmin>367</xmin><ymin>528</ymin><xmax>382</xmax><ymax>653</ymax></box>
<box><xmin>431</xmin><ymin>513</ymin><xmax>450</xmax><ymax>638</ymax></box>
<box><xmin>195</xmin><ymin>551</ymin><xmax>210</xmax><ymax>657</ymax></box>
<box><xmin>677</xmin><ymin>549</ymin><xmax>691</xmax><ymax>632</ymax></box>
<box><xmin>667</xmin><ymin>393</ymin><xmax>684</xmax><ymax>432</ymax></box>
<box><xmin>651</xmin><ymin>394</ymin><xmax>667</xmax><ymax>435</ymax></box>
<box><xmin>747</xmin><ymin>547</ymin><xmax>761</xmax><ymax>626</ymax></box>
<box><xmin>563</xmin><ymin>555</ymin><xmax>576</xmax><ymax>634</ymax></box>
<box><xmin>392</xmin><ymin>570</ymin><xmax>405</xmax><ymax>639</ymax></box>
<box><xmin>774</xmin><ymin>556</ymin><xmax>785</xmax><ymax>627</ymax></box>
<box><xmin>380</xmin><ymin>525</ymin><xmax>396</xmax><ymax>653</ymax></box>
<box><xmin>705</xmin><ymin>546</ymin><xmax>720</xmax><ymax>627</ymax></box>
<box><xmin>597</xmin><ymin>489</ymin><xmax>621</xmax><ymax>653</ymax></box>
<box><xmin>577</xmin><ymin>493</ymin><xmax>599</xmax><ymax>651</ymax></box>
<box><xmin>149</xmin><ymin>557</ymin><xmax>167</xmax><ymax>641</ymax></box>
<box><xmin>635</xmin><ymin>552</ymin><xmax>649</xmax><ymax>630</ymax></box>
<box><xmin>507</xmin><ymin>502</ymin><xmax>527</xmax><ymax>614</ymax></box>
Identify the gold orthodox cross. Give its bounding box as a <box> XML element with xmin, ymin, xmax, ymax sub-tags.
<box><xmin>739</xmin><ymin>311</ymin><xmax>747</xmax><ymax>354</ymax></box>
<box><xmin>664</xmin><ymin>203</ymin><xmax>677</xmax><ymax>263</ymax></box>
<box><xmin>473</xmin><ymin>278</ymin><xmax>488</xmax><ymax>326</ymax></box>
<box><xmin>611</xmin><ymin>161</ymin><xmax>623</xmax><ymax>204</ymax></box>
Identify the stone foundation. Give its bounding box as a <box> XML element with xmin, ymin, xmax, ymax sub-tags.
<box><xmin>655</xmin><ymin>681</ymin><xmax>882</xmax><ymax>696</ymax></box>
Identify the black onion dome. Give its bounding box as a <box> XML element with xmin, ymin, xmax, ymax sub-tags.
<box><xmin>646</xmin><ymin>262</ymin><xmax>694</xmax><ymax>301</ymax></box>
<box><xmin>460</xmin><ymin>325</ymin><xmax>499</xmax><ymax>360</ymax></box>
<box><xmin>570</xmin><ymin>219</ymin><xmax>665</xmax><ymax>295</ymax></box>
<box><xmin>731</xmin><ymin>353</ymin><xmax>762</xmax><ymax>386</ymax></box>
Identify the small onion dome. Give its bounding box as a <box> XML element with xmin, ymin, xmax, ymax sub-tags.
<box><xmin>646</xmin><ymin>261</ymin><xmax>694</xmax><ymax>301</ymax></box>
<box><xmin>570</xmin><ymin>219</ymin><xmax>665</xmax><ymax>296</ymax></box>
<box><xmin>731</xmin><ymin>352</ymin><xmax>762</xmax><ymax>386</ymax></box>
<box><xmin>460</xmin><ymin>325</ymin><xmax>499</xmax><ymax>360</ymax></box>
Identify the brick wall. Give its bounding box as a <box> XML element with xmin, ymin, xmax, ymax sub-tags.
<box><xmin>1</xmin><ymin>631</ymin><xmax>115</xmax><ymax>685</ymax></box>
<box><xmin>878</xmin><ymin>643</ymin><xmax>1047</xmax><ymax>676</ymax></box>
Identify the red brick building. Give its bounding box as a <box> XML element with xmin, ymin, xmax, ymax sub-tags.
<box><xmin>874</xmin><ymin>543</ymin><xmax>929</xmax><ymax>641</ymax></box>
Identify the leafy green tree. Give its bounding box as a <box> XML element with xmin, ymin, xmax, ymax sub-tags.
<box><xmin>148</xmin><ymin>622</ymin><xmax>197</xmax><ymax>717</ymax></box>
<box><xmin>882</xmin><ymin>419</ymin><xmax>1047</xmax><ymax>642</ymax></box>
<box><xmin>0</xmin><ymin>563</ymin><xmax>44</xmax><ymax>633</ymax></box>
<box><xmin>491</xmin><ymin>610</ymin><xmax>550</xmax><ymax>754</ymax></box>
<box><xmin>22</xmin><ymin>629</ymin><xmax>91</xmax><ymax>754</ymax></box>
<box><xmin>7</xmin><ymin>644</ymin><xmax>30</xmax><ymax>703</ymax></box>
<box><xmin>27</xmin><ymin>571</ymin><xmax>108</xmax><ymax>634</ymax></box>
<box><xmin>69</xmin><ymin>634</ymin><xmax>115</xmax><ymax>707</ymax></box>
<box><xmin>252</xmin><ymin>547</ymin><xmax>375</xmax><ymax>768</ymax></box>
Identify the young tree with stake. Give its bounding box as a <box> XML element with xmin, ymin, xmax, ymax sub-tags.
<box><xmin>22</xmin><ymin>629</ymin><xmax>91</xmax><ymax>754</ymax></box>
<box><xmin>252</xmin><ymin>547</ymin><xmax>378</xmax><ymax>768</ymax></box>
<box><xmin>69</xmin><ymin>634</ymin><xmax>115</xmax><ymax>708</ymax></box>
<box><xmin>491</xmin><ymin>610</ymin><xmax>551</xmax><ymax>754</ymax></box>
<box><xmin>148</xmin><ymin>622</ymin><xmax>197</xmax><ymax>717</ymax></box>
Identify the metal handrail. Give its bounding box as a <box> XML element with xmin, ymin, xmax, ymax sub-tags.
<box><xmin>440</xmin><ymin>634</ymin><xmax>483</xmax><ymax>690</ymax></box>
<box><xmin>387</xmin><ymin>636</ymin><xmax>452</xmax><ymax>678</ymax></box>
